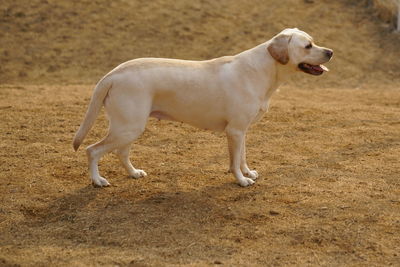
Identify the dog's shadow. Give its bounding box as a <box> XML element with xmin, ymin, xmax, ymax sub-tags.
<box><xmin>18</xmin><ymin>181</ymin><xmax>261</xmax><ymax>262</ymax></box>
<box><xmin>21</xmin><ymin>185</ymin><xmax>100</xmax><ymax>226</ymax></box>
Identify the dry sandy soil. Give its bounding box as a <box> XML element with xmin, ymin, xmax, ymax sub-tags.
<box><xmin>1</xmin><ymin>0</ymin><xmax>400</xmax><ymax>266</ymax></box>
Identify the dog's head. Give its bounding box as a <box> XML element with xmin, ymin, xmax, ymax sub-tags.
<box><xmin>267</xmin><ymin>28</ymin><xmax>333</xmax><ymax>75</ymax></box>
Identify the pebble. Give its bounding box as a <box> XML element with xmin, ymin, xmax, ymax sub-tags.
<box><xmin>269</xmin><ymin>210</ymin><xmax>280</xmax><ymax>215</ymax></box>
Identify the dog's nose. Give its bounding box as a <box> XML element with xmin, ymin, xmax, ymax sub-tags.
<box><xmin>325</xmin><ymin>49</ymin><xmax>333</xmax><ymax>59</ymax></box>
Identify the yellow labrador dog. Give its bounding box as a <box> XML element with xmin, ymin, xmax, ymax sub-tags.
<box><xmin>73</xmin><ymin>28</ymin><xmax>333</xmax><ymax>187</ymax></box>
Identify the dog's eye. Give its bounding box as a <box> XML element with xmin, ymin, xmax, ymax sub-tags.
<box><xmin>305</xmin><ymin>44</ymin><xmax>312</xmax><ymax>49</ymax></box>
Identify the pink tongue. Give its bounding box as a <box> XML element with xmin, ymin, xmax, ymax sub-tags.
<box><xmin>310</xmin><ymin>64</ymin><xmax>329</xmax><ymax>72</ymax></box>
<box><xmin>312</xmin><ymin>65</ymin><xmax>323</xmax><ymax>72</ymax></box>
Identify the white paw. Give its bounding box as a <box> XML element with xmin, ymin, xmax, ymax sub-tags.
<box><xmin>129</xmin><ymin>169</ymin><xmax>147</xmax><ymax>179</ymax></box>
<box><xmin>238</xmin><ymin>177</ymin><xmax>255</xmax><ymax>187</ymax></box>
<box><xmin>92</xmin><ymin>177</ymin><xmax>110</xmax><ymax>187</ymax></box>
<box><xmin>244</xmin><ymin>170</ymin><xmax>258</xmax><ymax>180</ymax></box>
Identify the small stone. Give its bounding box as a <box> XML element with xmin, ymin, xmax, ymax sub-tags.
<box><xmin>269</xmin><ymin>210</ymin><xmax>279</xmax><ymax>216</ymax></box>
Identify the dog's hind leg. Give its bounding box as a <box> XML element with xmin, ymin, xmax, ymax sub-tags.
<box><xmin>114</xmin><ymin>144</ymin><xmax>147</xmax><ymax>179</ymax></box>
<box><xmin>86</xmin><ymin>125</ymin><xmax>145</xmax><ymax>187</ymax></box>
<box><xmin>84</xmin><ymin>84</ymin><xmax>152</xmax><ymax>187</ymax></box>
<box><xmin>86</xmin><ymin>103</ymin><xmax>148</xmax><ymax>187</ymax></box>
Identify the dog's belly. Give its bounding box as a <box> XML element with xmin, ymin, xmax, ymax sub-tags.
<box><xmin>149</xmin><ymin>82</ymin><xmax>230</xmax><ymax>131</ymax></box>
<box><xmin>150</xmin><ymin>108</ymin><xmax>227</xmax><ymax>132</ymax></box>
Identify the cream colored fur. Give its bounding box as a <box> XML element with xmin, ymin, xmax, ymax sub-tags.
<box><xmin>73</xmin><ymin>28</ymin><xmax>333</xmax><ymax>187</ymax></box>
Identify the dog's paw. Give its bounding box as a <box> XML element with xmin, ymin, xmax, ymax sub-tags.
<box><xmin>129</xmin><ymin>169</ymin><xmax>147</xmax><ymax>179</ymax></box>
<box><xmin>244</xmin><ymin>170</ymin><xmax>258</xmax><ymax>180</ymax></box>
<box><xmin>238</xmin><ymin>177</ymin><xmax>255</xmax><ymax>187</ymax></box>
<box><xmin>92</xmin><ymin>177</ymin><xmax>110</xmax><ymax>187</ymax></box>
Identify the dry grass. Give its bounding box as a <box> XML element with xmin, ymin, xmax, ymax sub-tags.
<box><xmin>1</xmin><ymin>0</ymin><xmax>400</xmax><ymax>266</ymax></box>
<box><xmin>369</xmin><ymin>0</ymin><xmax>398</xmax><ymax>25</ymax></box>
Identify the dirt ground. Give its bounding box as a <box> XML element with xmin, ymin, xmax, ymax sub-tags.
<box><xmin>1</xmin><ymin>0</ymin><xmax>400</xmax><ymax>266</ymax></box>
<box><xmin>1</xmin><ymin>83</ymin><xmax>399</xmax><ymax>266</ymax></box>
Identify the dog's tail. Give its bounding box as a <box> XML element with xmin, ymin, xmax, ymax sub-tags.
<box><xmin>72</xmin><ymin>76</ymin><xmax>112</xmax><ymax>151</ymax></box>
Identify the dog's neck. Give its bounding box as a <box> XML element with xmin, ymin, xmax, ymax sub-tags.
<box><xmin>235</xmin><ymin>42</ymin><xmax>296</xmax><ymax>98</ymax></box>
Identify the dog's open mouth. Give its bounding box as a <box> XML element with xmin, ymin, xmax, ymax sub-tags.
<box><xmin>298</xmin><ymin>63</ymin><xmax>329</xmax><ymax>76</ymax></box>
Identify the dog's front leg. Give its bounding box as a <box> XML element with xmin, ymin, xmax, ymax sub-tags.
<box><xmin>240</xmin><ymin>138</ymin><xmax>258</xmax><ymax>180</ymax></box>
<box><xmin>226</xmin><ymin>128</ymin><xmax>255</xmax><ymax>187</ymax></box>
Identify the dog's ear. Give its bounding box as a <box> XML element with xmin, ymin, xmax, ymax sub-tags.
<box><xmin>267</xmin><ymin>34</ymin><xmax>291</xmax><ymax>65</ymax></box>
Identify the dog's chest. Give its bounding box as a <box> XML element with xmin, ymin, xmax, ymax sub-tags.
<box><xmin>252</xmin><ymin>100</ymin><xmax>270</xmax><ymax>123</ymax></box>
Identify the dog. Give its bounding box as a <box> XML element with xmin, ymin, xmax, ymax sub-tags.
<box><xmin>73</xmin><ymin>28</ymin><xmax>333</xmax><ymax>187</ymax></box>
